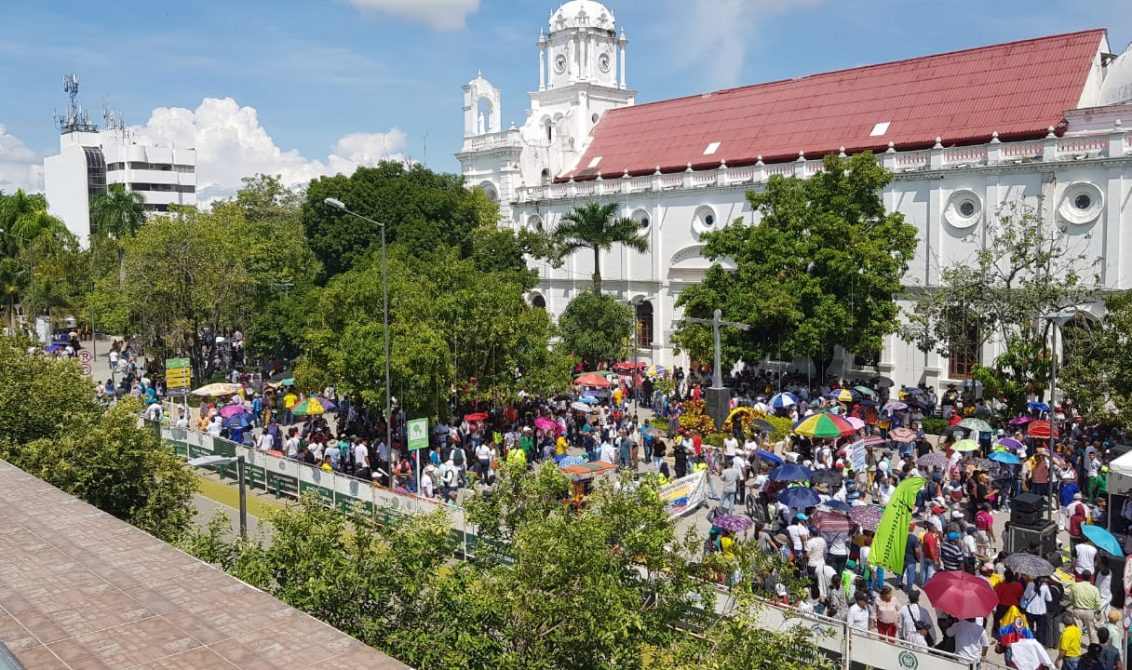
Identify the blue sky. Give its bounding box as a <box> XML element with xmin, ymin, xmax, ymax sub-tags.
<box><xmin>1</xmin><ymin>0</ymin><xmax>1129</xmax><ymax>199</ymax></box>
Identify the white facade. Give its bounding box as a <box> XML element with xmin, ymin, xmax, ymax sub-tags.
<box><xmin>45</xmin><ymin>127</ymin><xmax>196</xmax><ymax>244</ymax></box>
<box><xmin>460</xmin><ymin>3</ymin><xmax>1132</xmax><ymax>389</ymax></box>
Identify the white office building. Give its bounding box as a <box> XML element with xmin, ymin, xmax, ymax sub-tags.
<box><xmin>43</xmin><ymin>75</ymin><xmax>196</xmax><ymax>244</ymax></box>
<box><xmin>459</xmin><ymin>1</ymin><xmax>1132</xmax><ymax>389</ymax></box>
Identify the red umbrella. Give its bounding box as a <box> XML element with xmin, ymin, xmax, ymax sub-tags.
<box><xmin>464</xmin><ymin>412</ymin><xmax>488</xmax><ymax>422</ymax></box>
<box><xmin>575</xmin><ymin>372</ymin><xmax>611</xmax><ymax>388</ymax></box>
<box><xmin>812</xmin><ymin>510</ymin><xmax>854</xmax><ymax>533</ymax></box>
<box><xmin>922</xmin><ymin>571</ymin><xmax>997</xmax><ymax>619</ymax></box>
<box><xmin>611</xmin><ymin>361</ymin><xmax>646</xmax><ymax>372</ymax></box>
<box><xmin>534</xmin><ymin>416</ymin><xmax>559</xmax><ymax>432</ymax></box>
<box><xmin>889</xmin><ymin>427</ymin><xmax>917</xmax><ymax>442</ymax></box>
<box><xmin>1026</xmin><ymin>419</ymin><xmax>1059</xmax><ymax>439</ymax></box>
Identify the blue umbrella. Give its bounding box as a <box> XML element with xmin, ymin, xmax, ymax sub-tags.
<box><xmin>778</xmin><ymin>486</ymin><xmax>821</xmax><ymax>509</ymax></box>
<box><xmin>223</xmin><ymin>414</ymin><xmax>251</xmax><ymax>429</ymax></box>
<box><xmin>821</xmin><ymin>500</ymin><xmax>851</xmax><ymax>512</ymax></box>
<box><xmin>1081</xmin><ymin>524</ymin><xmax>1124</xmax><ymax>557</ymax></box>
<box><xmin>770</xmin><ymin>462</ymin><xmax>813</xmax><ymax>482</ymax></box>
<box><xmin>579</xmin><ymin>395</ymin><xmax>600</xmax><ymax>405</ymax></box>
<box><xmin>1027</xmin><ymin>401</ymin><xmax>1051</xmax><ymax>413</ymax></box>
<box><xmin>988</xmin><ymin>451</ymin><xmax>1021</xmax><ymax>465</ymax></box>
<box><xmin>44</xmin><ymin>344</ymin><xmax>61</xmax><ymax>353</ymax></box>
<box><xmin>754</xmin><ymin>449</ymin><xmax>783</xmax><ymax>466</ymax></box>
<box><xmin>769</xmin><ymin>392</ymin><xmax>799</xmax><ymax>409</ymax></box>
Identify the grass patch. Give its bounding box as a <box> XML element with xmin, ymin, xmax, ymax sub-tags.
<box><xmin>194</xmin><ymin>474</ymin><xmax>288</xmax><ymax>519</ymax></box>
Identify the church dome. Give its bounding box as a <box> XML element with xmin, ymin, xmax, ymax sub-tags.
<box><xmin>549</xmin><ymin>0</ymin><xmax>615</xmax><ymax>33</ymax></box>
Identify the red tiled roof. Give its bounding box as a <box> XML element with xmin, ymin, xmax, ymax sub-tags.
<box><xmin>565</xmin><ymin>29</ymin><xmax>1105</xmax><ymax>180</ymax></box>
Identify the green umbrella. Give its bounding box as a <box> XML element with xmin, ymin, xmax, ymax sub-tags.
<box><xmin>281</xmin><ymin>377</ymin><xmax>295</xmax><ymax>386</ymax></box>
<box><xmin>853</xmin><ymin>386</ymin><xmax>877</xmax><ymax>399</ymax></box>
<box><xmin>958</xmin><ymin>418</ymin><xmax>993</xmax><ymax>434</ymax></box>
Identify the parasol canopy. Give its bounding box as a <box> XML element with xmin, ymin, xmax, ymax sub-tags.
<box><xmin>988</xmin><ymin>451</ymin><xmax>1022</xmax><ymax>466</ymax></box>
<box><xmin>889</xmin><ymin>427</ymin><xmax>917</xmax><ymax>442</ymax></box>
<box><xmin>1081</xmin><ymin>524</ymin><xmax>1124</xmax><ymax>556</ymax></box>
<box><xmin>832</xmin><ymin>388</ymin><xmax>856</xmax><ymax>403</ymax></box>
<box><xmin>192</xmin><ymin>382</ymin><xmax>241</xmax><ymax>397</ymax></box>
<box><xmin>922</xmin><ymin>571</ymin><xmax>998</xmax><ymax>619</ymax></box>
<box><xmin>777</xmin><ymin>486</ymin><xmax>821</xmax><ymax>509</ymax></box>
<box><xmin>770</xmin><ymin>462</ymin><xmax>813</xmax><ymax>482</ymax></box>
<box><xmin>754</xmin><ymin>449</ymin><xmax>783</xmax><ymax>466</ymax></box>
<box><xmin>819</xmin><ymin>500</ymin><xmax>851</xmax><ymax>513</ymax></box>
<box><xmin>844</xmin><ymin>416</ymin><xmax>866</xmax><ymax>431</ymax></box>
<box><xmin>219</xmin><ymin>404</ymin><xmax>246</xmax><ymax>419</ymax></box>
<box><xmin>811</xmin><ymin>469</ymin><xmax>843</xmax><ymax>487</ymax></box>
<box><xmin>752</xmin><ymin>419</ymin><xmax>775</xmax><ymax>434</ymax></box>
<box><xmin>464</xmin><ymin>412</ymin><xmax>488</xmax><ymax>422</ymax></box>
<box><xmin>292</xmin><ymin>397</ymin><xmax>329</xmax><ymax>417</ymax></box>
<box><xmin>1026</xmin><ymin>420</ymin><xmax>1059</xmax><ymax>439</ymax></box>
<box><xmin>712</xmin><ymin>514</ymin><xmax>754</xmax><ymax>532</ymax></box>
<box><xmin>1026</xmin><ymin>401</ymin><xmax>1051</xmax><ymax>413</ymax></box>
<box><xmin>769</xmin><ymin>392</ymin><xmax>799</xmax><ymax>409</ymax></box>
<box><xmin>813</xmin><ymin>509</ymin><xmax>854</xmax><ymax>532</ymax></box>
<box><xmin>857</xmin><ymin>435</ymin><xmax>886</xmax><ymax>447</ymax></box>
<box><xmin>952</xmin><ymin>439</ymin><xmax>980</xmax><ymax>452</ymax></box>
<box><xmin>995</xmin><ymin>437</ymin><xmax>1025</xmax><ymax>451</ymax></box>
<box><xmin>575</xmin><ymin>372</ymin><xmax>611</xmax><ymax>388</ymax></box>
<box><xmin>849</xmin><ymin>505</ymin><xmax>883</xmax><ymax>532</ymax></box>
<box><xmin>793</xmin><ymin>413</ymin><xmax>855</xmax><ymax>439</ymax></box>
<box><xmin>579</xmin><ymin>394</ymin><xmax>600</xmax><ymax>404</ymax></box>
<box><xmin>570</xmin><ymin>401</ymin><xmax>594</xmax><ymax>413</ymax></box>
<box><xmin>1008</xmin><ymin>416</ymin><xmax>1034</xmax><ymax>427</ymax></box>
<box><xmin>959</xmin><ymin>418</ymin><xmax>994</xmax><ymax>433</ymax></box>
<box><xmin>917</xmin><ymin>453</ymin><xmax>951</xmax><ymax>470</ymax></box>
<box><xmin>854</xmin><ymin>386</ymin><xmax>878</xmax><ymax>398</ymax></box>
<box><xmin>882</xmin><ymin>401</ymin><xmax>908</xmax><ymax>412</ymax></box>
<box><xmin>871</xmin><ymin>376</ymin><xmax>895</xmax><ymax>388</ymax></box>
<box><xmin>534</xmin><ymin>416</ymin><xmax>559</xmax><ymax>432</ymax></box>
<box><xmin>1003</xmin><ymin>553</ymin><xmax>1056</xmax><ymax>578</ymax></box>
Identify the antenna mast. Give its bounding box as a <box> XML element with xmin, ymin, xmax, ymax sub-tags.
<box><xmin>54</xmin><ymin>74</ymin><xmax>98</xmax><ymax>134</ymax></box>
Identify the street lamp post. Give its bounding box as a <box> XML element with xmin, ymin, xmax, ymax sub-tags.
<box><xmin>188</xmin><ymin>455</ymin><xmax>247</xmax><ymax>538</ymax></box>
<box><xmin>1041</xmin><ymin>310</ymin><xmax>1075</xmax><ymax>522</ymax></box>
<box><xmin>324</xmin><ymin>198</ymin><xmax>393</xmax><ymax>481</ymax></box>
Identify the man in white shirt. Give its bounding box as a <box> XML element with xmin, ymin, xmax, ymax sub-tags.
<box><xmin>787</xmin><ymin>515</ymin><xmax>811</xmax><ymax>559</ymax></box>
<box><xmin>599</xmin><ymin>439</ymin><xmax>617</xmax><ymax>464</ymax></box>
<box><xmin>946</xmin><ymin>618</ymin><xmax>989</xmax><ymax>663</ymax></box>
<box><xmin>1075</xmin><ymin>541</ymin><xmax>1098</xmax><ymax>576</ymax></box>
<box><xmin>353</xmin><ymin>440</ymin><xmax>370</xmax><ymax>472</ymax></box>
<box><xmin>256</xmin><ymin>430</ymin><xmax>274</xmax><ymax>452</ymax></box>
<box><xmin>421</xmin><ymin>467</ymin><xmax>435</xmax><ymax>498</ymax></box>
<box><xmin>846</xmin><ymin>593</ymin><xmax>872</xmax><ymax>631</ymax></box>
<box><xmin>723</xmin><ymin>435</ymin><xmax>738</xmax><ymax>456</ymax></box>
<box><xmin>475</xmin><ymin>442</ymin><xmax>492</xmax><ymax>482</ymax></box>
<box><xmin>143</xmin><ymin>402</ymin><xmax>163</xmax><ymax>421</ymax></box>
<box><xmin>873</xmin><ymin>476</ymin><xmax>895</xmax><ymax>505</ymax></box>
<box><xmin>206</xmin><ymin>416</ymin><xmax>223</xmax><ymax>437</ymax></box>
<box><xmin>284</xmin><ymin>431</ymin><xmax>301</xmax><ymax>458</ymax></box>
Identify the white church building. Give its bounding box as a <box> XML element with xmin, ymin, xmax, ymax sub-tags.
<box><xmin>458</xmin><ymin>0</ymin><xmax>1132</xmax><ymax>388</ymax></box>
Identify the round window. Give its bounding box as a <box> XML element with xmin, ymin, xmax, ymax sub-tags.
<box><xmin>1074</xmin><ymin>194</ymin><xmax>1092</xmax><ymax>210</ymax></box>
<box><xmin>692</xmin><ymin>205</ymin><xmax>718</xmax><ymax>236</ymax></box>
<box><xmin>704</xmin><ymin>214</ymin><xmax>715</xmax><ymax>226</ymax></box>
<box><xmin>1058</xmin><ymin>182</ymin><xmax>1104</xmax><ymax>225</ymax></box>
<box><xmin>630</xmin><ymin>208</ymin><xmax>651</xmax><ymax>232</ymax></box>
<box><xmin>591</xmin><ymin>113</ymin><xmax>600</xmax><ymax>124</ymax></box>
<box><xmin>958</xmin><ymin>201</ymin><xmax>976</xmax><ymax>217</ymax></box>
<box><xmin>944</xmin><ymin>190</ymin><xmax>982</xmax><ymax>230</ymax></box>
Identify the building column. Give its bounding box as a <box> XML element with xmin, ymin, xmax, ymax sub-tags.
<box><xmin>538</xmin><ymin>43</ymin><xmax>546</xmax><ymax>91</ymax></box>
<box><xmin>618</xmin><ymin>32</ymin><xmax>628</xmax><ymax>89</ymax></box>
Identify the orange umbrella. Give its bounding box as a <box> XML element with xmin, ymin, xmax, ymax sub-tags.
<box><xmin>575</xmin><ymin>372</ymin><xmax>611</xmax><ymax>388</ymax></box>
<box><xmin>1026</xmin><ymin>419</ymin><xmax>1059</xmax><ymax>439</ymax></box>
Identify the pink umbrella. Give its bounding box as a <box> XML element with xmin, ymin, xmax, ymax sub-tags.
<box><xmin>219</xmin><ymin>405</ymin><xmax>247</xmax><ymax>419</ymax></box>
<box><xmin>845</xmin><ymin>416</ymin><xmax>865</xmax><ymax>431</ymax></box>
<box><xmin>890</xmin><ymin>427</ymin><xmax>917</xmax><ymax>442</ymax></box>
<box><xmin>534</xmin><ymin>416</ymin><xmax>558</xmax><ymax>432</ymax></box>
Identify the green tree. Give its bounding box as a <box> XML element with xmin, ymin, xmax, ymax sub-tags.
<box><xmin>1061</xmin><ymin>292</ymin><xmax>1132</xmax><ymax>429</ymax></box>
<box><xmin>303</xmin><ymin>162</ymin><xmax>497</xmax><ymax>279</ymax></box>
<box><xmin>552</xmin><ymin>202</ymin><xmax>648</xmax><ymax>293</ymax></box>
<box><xmin>556</xmin><ymin>290</ymin><xmax>634</xmax><ymax>368</ymax></box>
<box><xmin>674</xmin><ymin>153</ymin><xmax>918</xmax><ymax>375</ymax></box>
<box><xmin>0</xmin><ymin>190</ymin><xmax>73</xmax><ymax>333</ymax></box>
<box><xmin>902</xmin><ymin>199</ymin><xmax>1101</xmax><ymax>414</ymax></box>
<box><xmin>90</xmin><ymin>183</ymin><xmax>145</xmax><ymax>240</ymax></box>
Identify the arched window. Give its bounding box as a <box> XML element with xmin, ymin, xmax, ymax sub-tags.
<box><xmin>541</xmin><ymin>168</ymin><xmax>551</xmax><ymax>185</ymax></box>
<box><xmin>947</xmin><ymin>309</ymin><xmax>981</xmax><ymax>379</ymax></box>
<box><xmin>477</xmin><ymin>97</ymin><xmax>494</xmax><ymax>134</ymax></box>
<box><xmin>635</xmin><ymin>301</ymin><xmax>654</xmax><ymax>348</ymax></box>
<box><xmin>545</xmin><ymin>119</ymin><xmax>553</xmax><ymax>142</ymax></box>
<box><xmin>531</xmin><ymin>295</ymin><xmax>546</xmax><ymax>310</ymax></box>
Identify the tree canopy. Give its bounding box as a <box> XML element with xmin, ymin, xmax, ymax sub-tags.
<box><xmin>556</xmin><ymin>290</ymin><xmax>634</xmax><ymax>368</ymax></box>
<box><xmin>674</xmin><ymin>152</ymin><xmax>918</xmax><ymax>375</ymax></box>
<box><xmin>1060</xmin><ymin>291</ymin><xmax>1132</xmax><ymax>430</ymax></box>
<box><xmin>552</xmin><ymin>202</ymin><xmax>648</xmax><ymax>293</ymax></box>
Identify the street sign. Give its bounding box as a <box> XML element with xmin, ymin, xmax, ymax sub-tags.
<box><xmin>407</xmin><ymin>418</ymin><xmax>428</xmax><ymax>451</ymax></box>
<box><xmin>165</xmin><ymin>357</ymin><xmax>191</xmax><ymax>391</ymax></box>
<box><xmin>166</xmin><ymin>357</ymin><xmax>190</xmax><ymax>369</ymax></box>
<box><xmin>78</xmin><ymin>350</ymin><xmax>92</xmax><ymax>364</ymax></box>
<box><xmin>81</xmin><ymin>363</ymin><xmax>92</xmax><ymax>376</ymax></box>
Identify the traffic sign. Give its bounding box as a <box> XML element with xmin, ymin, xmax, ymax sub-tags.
<box><xmin>407</xmin><ymin>418</ymin><xmax>428</xmax><ymax>451</ymax></box>
<box><xmin>78</xmin><ymin>350</ymin><xmax>92</xmax><ymax>364</ymax></box>
<box><xmin>80</xmin><ymin>363</ymin><xmax>92</xmax><ymax>376</ymax></box>
<box><xmin>165</xmin><ymin>357</ymin><xmax>190</xmax><ymax>370</ymax></box>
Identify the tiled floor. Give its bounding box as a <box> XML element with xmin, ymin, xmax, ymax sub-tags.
<box><xmin>0</xmin><ymin>461</ymin><xmax>409</xmax><ymax>669</ymax></box>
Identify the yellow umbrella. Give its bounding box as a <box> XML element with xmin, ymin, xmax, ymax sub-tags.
<box><xmin>292</xmin><ymin>397</ymin><xmax>326</xmax><ymax>416</ymax></box>
<box><xmin>953</xmin><ymin>439</ymin><xmax>980</xmax><ymax>452</ymax></box>
<box><xmin>192</xmin><ymin>382</ymin><xmax>242</xmax><ymax>397</ymax></box>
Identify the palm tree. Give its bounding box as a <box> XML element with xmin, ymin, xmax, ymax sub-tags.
<box><xmin>553</xmin><ymin>202</ymin><xmax>648</xmax><ymax>293</ymax></box>
<box><xmin>90</xmin><ymin>184</ymin><xmax>145</xmax><ymax>284</ymax></box>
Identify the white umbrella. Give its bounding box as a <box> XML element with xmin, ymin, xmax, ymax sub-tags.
<box><xmin>571</xmin><ymin>401</ymin><xmax>595</xmax><ymax>413</ymax></box>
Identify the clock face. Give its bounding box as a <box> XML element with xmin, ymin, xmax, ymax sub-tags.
<box><xmin>598</xmin><ymin>52</ymin><xmax>611</xmax><ymax>73</ymax></box>
<box><xmin>554</xmin><ymin>53</ymin><xmax>568</xmax><ymax>74</ymax></box>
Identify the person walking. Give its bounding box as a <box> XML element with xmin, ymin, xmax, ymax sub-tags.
<box><xmin>720</xmin><ymin>458</ymin><xmax>740</xmax><ymax>513</ymax></box>
<box><xmin>1068</xmin><ymin>571</ymin><xmax>1103</xmax><ymax>645</ymax></box>
<box><xmin>1058</xmin><ymin>613</ymin><xmax>1084</xmax><ymax>670</ymax></box>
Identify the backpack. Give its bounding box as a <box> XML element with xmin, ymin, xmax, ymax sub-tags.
<box><xmin>452</xmin><ymin>447</ymin><xmax>465</xmax><ymax>465</ymax></box>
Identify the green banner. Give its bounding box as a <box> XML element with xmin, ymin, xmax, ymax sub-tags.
<box><xmin>869</xmin><ymin>476</ymin><xmax>924</xmax><ymax>576</ymax></box>
<box><xmin>165</xmin><ymin>357</ymin><xmax>190</xmax><ymax>369</ymax></box>
<box><xmin>407</xmin><ymin>418</ymin><xmax>428</xmax><ymax>451</ymax></box>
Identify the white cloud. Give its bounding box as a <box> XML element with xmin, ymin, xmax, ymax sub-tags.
<box><xmin>130</xmin><ymin>97</ymin><xmax>408</xmax><ymax>202</ymax></box>
<box><xmin>0</xmin><ymin>124</ymin><xmax>44</xmax><ymax>194</ymax></box>
<box><xmin>347</xmin><ymin>0</ymin><xmax>481</xmax><ymax>31</ymax></box>
<box><xmin>665</xmin><ymin>0</ymin><xmax>822</xmax><ymax>90</ymax></box>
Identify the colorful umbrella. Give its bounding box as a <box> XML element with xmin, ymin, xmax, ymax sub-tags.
<box><xmin>844</xmin><ymin>416</ymin><xmax>866</xmax><ymax>431</ymax></box>
<box><xmin>612</xmin><ymin>361</ymin><xmax>646</xmax><ymax>372</ymax></box>
<box><xmin>579</xmin><ymin>395</ymin><xmax>600</xmax><ymax>405</ymax></box>
<box><xmin>1081</xmin><ymin>524</ymin><xmax>1124</xmax><ymax>556</ymax></box>
<box><xmin>917</xmin><ymin>453</ymin><xmax>951</xmax><ymax>470</ymax></box>
<box><xmin>778</xmin><ymin>486</ymin><xmax>821</xmax><ymax>509</ymax></box>
<box><xmin>219</xmin><ymin>404</ymin><xmax>247</xmax><ymax>418</ymax></box>
<box><xmin>857</xmin><ymin>435</ymin><xmax>886</xmax><ymax>447</ymax></box>
<box><xmin>883</xmin><ymin>400</ymin><xmax>908</xmax><ymax>412</ymax></box>
<box><xmin>575</xmin><ymin>372</ymin><xmax>611</xmax><ymax>388</ymax></box>
<box><xmin>769</xmin><ymin>392</ymin><xmax>799</xmax><ymax>409</ymax></box>
<box><xmin>223</xmin><ymin>414</ymin><xmax>251</xmax><ymax>430</ymax></box>
<box><xmin>281</xmin><ymin>377</ymin><xmax>295</xmax><ymax>386</ymax></box>
<box><xmin>292</xmin><ymin>397</ymin><xmax>328</xmax><ymax>416</ymax></box>
<box><xmin>534</xmin><ymin>416</ymin><xmax>558</xmax><ymax>432</ymax></box>
<box><xmin>833</xmin><ymin>388</ymin><xmax>856</xmax><ymax>403</ymax></box>
<box><xmin>890</xmin><ymin>427</ymin><xmax>917</xmax><ymax>442</ymax></box>
<box><xmin>1003</xmin><ymin>553</ymin><xmax>1056</xmax><ymax>578</ymax></box>
<box><xmin>952</xmin><ymin>439</ymin><xmax>980</xmax><ymax>452</ymax></box>
<box><xmin>1008</xmin><ymin>416</ymin><xmax>1034</xmax><ymax>427</ymax></box>
<box><xmin>712</xmin><ymin>514</ymin><xmax>754</xmax><ymax>533</ymax></box>
<box><xmin>813</xmin><ymin>509</ymin><xmax>855</xmax><ymax>532</ymax></box>
<box><xmin>988</xmin><ymin>451</ymin><xmax>1021</xmax><ymax>465</ymax></box>
<box><xmin>1026</xmin><ymin>401</ymin><xmax>1051</xmax><ymax>413</ymax></box>
<box><xmin>820</xmin><ymin>500</ymin><xmax>851</xmax><ymax>513</ymax></box>
<box><xmin>849</xmin><ymin>505</ymin><xmax>883</xmax><ymax>531</ymax></box>
<box><xmin>770</xmin><ymin>463</ymin><xmax>813</xmax><ymax>482</ymax></box>
<box><xmin>192</xmin><ymin>382</ymin><xmax>241</xmax><ymax>397</ymax></box>
<box><xmin>793</xmin><ymin>413</ymin><xmax>855</xmax><ymax>439</ymax></box>
<box><xmin>922</xmin><ymin>571</ymin><xmax>998</xmax><ymax>619</ymax></box>
<box><xmin>959</xmin><ymin>418</ymin><xmax>994</xmax><ymax>433</ymax></box>
<box><xmin>995</xmin><ymin>437</ymin><xmax>1025</xmax><ymax>451</ymax></box>
<box><xmin>464</xmin><ymin>412</ymin><xmax>489</xmax><ymax>422</ymax></box>
<box><xmin>1026</xmin><ymin>420</ymin><xmax>1059</xmax><ymax>439</ymax></box>
<box><xmin>854</xmin><ymin>386</ymin><xmax>878</xmax><ymax>399</ymax></box>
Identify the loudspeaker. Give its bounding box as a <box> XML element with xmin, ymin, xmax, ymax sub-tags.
<box><xmin>1006</xmin><ymin>521</ymin><xmax>1059</xmax><ymax>556</ymax></box>
<box><xmin>1013</xmin><ymin>493</ymin><xmax>1047</xmax><ymax>515</ymax></box>
<box><xmin>1011</xmin><ymin>508</ymin><xmax>1046</xmax><ymax>528</ymax></box>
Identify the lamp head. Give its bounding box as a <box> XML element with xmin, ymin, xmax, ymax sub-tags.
<box><xmin>324</xmin><ymin>197</ymin><xmax>346</xmax><ymax>211</ymax></box>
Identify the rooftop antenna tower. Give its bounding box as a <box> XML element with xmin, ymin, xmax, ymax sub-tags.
<box><xmin>102</xmin><ymin>97</ymin><xmax>129</xmax><ymax>141</ymax></box>
<box><xmin>54</xmin><ymin>74</ymin><xmax>98</xmax><ymax>134</ymax></box>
